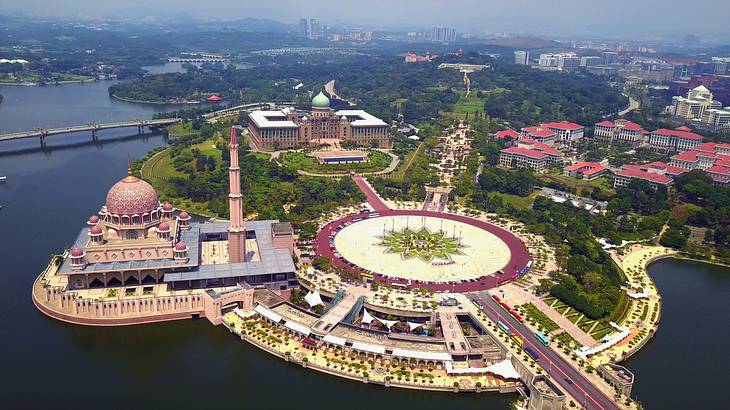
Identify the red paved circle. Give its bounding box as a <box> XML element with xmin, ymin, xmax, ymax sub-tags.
<box><xmin>314</xmin><ymin>209</ymin><xmax>532</xmax><ymax>293</ymax></box>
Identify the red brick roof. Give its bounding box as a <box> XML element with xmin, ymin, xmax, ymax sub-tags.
<box><xmin>517</xmin><ymin>137</ymin><xmax>561</xmax><ymax>156</ymax></box>
<box><xmin>565</xmin><ymin>161</ymin><xmax>606</xmax><ymax>175</ymax></box>
<box><xmin>616</xmin><ymin>166</ymin><xmax>673</xmax><ymax>184</ymax></box>
<box><xmin>652</xmin><ymin>128</ymin><xmax>704</xmax><ymax>140</ymax></box>
<box><xmin>521</xmin><ymin>126</ymin><xmax>555</xmax><ymax>138</ymax></box>
<box><xmin>501</xmin><ymin>146</ymin><xmax>548</xmax><ymax>160</ymax></box>
<box><xmin>707</xmin><ymin>165</ymin><xmax>730</xmax><ymax>176</ymax></box>
<box><xmin>496</xmin><ymin>129</ymin><xmax>519</xmax><ymax>139</ymax></box>
<box><xmin>595</xmin><ymin>120</ymin><xmax>615</xmax><ymax>127</ymax></box>
<box><xmin>542</xmin><ymin>121</ymin><xmax>584</xmax><ymax>131</ymax></box>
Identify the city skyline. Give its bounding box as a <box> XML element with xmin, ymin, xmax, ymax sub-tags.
<box><xmin>3</xmin><ymin>0</ymin><xmax>730</xmax><ymax>40</ymax></box>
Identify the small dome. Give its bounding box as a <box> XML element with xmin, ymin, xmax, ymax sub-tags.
<box><xmin>162</xmin><ymin>203</ymin><xmax>173</xmax><ymax>211</ymax></box>
<box><xmin>311</xmin><ymin>91</ymin><xmax>330</xmax><ymax>108</ymax></box>
<box><xmin>88</xmin><ymin>215</ymin><xmax>100</xmax><ymax>224</ymax></box>
<box><xmin>105</xmin><ymin>175</ymin><xmax>160</xmax><ymax>216</ymax></box>
<box><xmin>89</xmin><ymin>226</ymin><xmax>103</xmax><ymax>235</ymax></box>
<box><xmin>70</xmin><ymin>247</ymin><xmax>84</xmax><ymax>257</ymax></box>
<box><xmin>178</xmin><ymin>211</ymin><xmax>190</xmax><ymax>220</ymax></box>
<box><xmin>157</xmin><ymin>222</ymin><xmax>171</xmax><ymax>232</ymax></box>
<box><xmin>301</xmin><ymin>115</ymin><xmax>308</xmax><ymax>121</ymax></box>
<box><xmin>341</xmin><ymin>115</ymin><xmax>348</xmax><ymax>121</ymax></box>
<box><xmin>174</xmin><ymin>242</ymin><xmax>188</xmax><ymax>251</ymax></box>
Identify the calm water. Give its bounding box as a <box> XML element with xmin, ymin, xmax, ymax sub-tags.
<box><xmin>0</xmin><ymin>82</ymin><xmax>513</xmax><ymax>409</ymax></box>
<box><xmin>1</xmin><ymin>82</ymin><xmax>727</xmax><ymax>409</ymax></box>
<box><xmin>626</xmin><ymin>258</ymin><xmax>730</xmax><ymax>409</ymax></box>
<box><xmin>142</xmin><ymin>62</ymin><xmax>254</xmax><ymax>74</ymax></box>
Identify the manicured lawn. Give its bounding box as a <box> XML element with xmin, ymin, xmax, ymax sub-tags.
<box><xmin>520</xmin><ymin>303</ymin><xmax>560</xmax><ymax>332</ymax></box>
<box><xmin>278</xmin><ymin>150</ymin><xmax>391</xmax><ymax>174</ymax></box>
<box><xmin>539</xmin><ymin>172</ymin><xmax>615</xmax><ymax>195</ymax></box>
<box><xmin>168</xmin><ymin>121</ymin><xmax>199</xmax><ymax>137</ymax></box>
<box><xmin>490</xmin><ymin>192</ymin><xmax>535</xmax><ymax>210</ymax></box>
<box><xmin>451</xmin><ymin>92</ymin><xmax>486</xmax><ymax>114</ymax></box>
<box><xmin>390</xmin><ymin>144</ymin><xmax>424</xmax><ymax>180</ymax></box>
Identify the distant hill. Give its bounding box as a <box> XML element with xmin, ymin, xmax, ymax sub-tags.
<box><xmin>481</xmin><ymin>37</ymin><xmax>562</xmax><ymax>49</ymax></box>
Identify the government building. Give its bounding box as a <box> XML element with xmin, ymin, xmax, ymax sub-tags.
<box><xmin>247</xmin><ymin>92</ymin><xmax>390</xmax><ymax>151</ymax></box>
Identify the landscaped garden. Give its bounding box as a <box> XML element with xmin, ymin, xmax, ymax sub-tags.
<box><xmin>278</xmin><ymin>150</ymin><xmax>392</xmax><ymax>174</ymax></box>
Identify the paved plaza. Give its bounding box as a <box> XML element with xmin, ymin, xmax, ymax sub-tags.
<box><xmin>333</xmin><ymin>215</ymin><xmax>512</xmax><ymax>282</ymax></box>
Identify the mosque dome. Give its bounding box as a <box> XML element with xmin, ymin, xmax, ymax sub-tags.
<box><xmin>162</xmin><ymin>203</ymin><xmax>174</xmax><ymax>211</ymax></box>
<box><xmin>178</xmin><ymin>211</ymin><xmax>191</xmax><ymax>220</ymax></box>
<box><xmin>174</xmin><ymin>242</ymin><xmax>188</xmax><ymax>251</ymax></box>
<box><xmin>157</xmin><ymin>222</ymin><xmax>171</xmax><ymax>232</ymax></box>
<box><xmin>105</xmin><ymin>175</ymin><xmax>159</xmax><ymax>216</ymax></box>
<box><xmin>89</xmin><ymin>225</ymin><xmax>103</xmax><ymax>235</ymax></box>
<box><xmin>88</xmin><ymin>215</ymin><xmax>100</xmax><ymax>224</ymax></box>
<box><xmin>70</xmin><ymin>247</ymin><xmax>84</xmax><ymax>257</ymax></box>
<box><xmin>311</xmin><ymin>91</ymin><xmax>330</xmax><ymax>108</ymax></box>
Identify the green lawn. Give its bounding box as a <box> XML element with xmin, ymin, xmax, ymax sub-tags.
<box><xmin>390</xmin><ymin>144</ymin><xmax>424</xmax><ymax>180</ymax></box>
<box><xmin>539</xmin><ymin>172</ymin><xmax>615</xmax><ymax>195</ymax></box>
<box><xmin>451</xmin><ymin>92</ymin><xmax>486</xmax><ymax>114</ymax></box>
<box><xmin>278</xmin><ymin>150</ymin><xmax>391</xmax><ymax>174</ymax></box>
<box><xmin>168</xmin><ymin>121</ymin><xmax>199</xmax><ymax>137</ymax></box>
<box><xmin>490</xmin><ymin>192</ymin><xmax>535</xmax><ymax>210</ymax></box>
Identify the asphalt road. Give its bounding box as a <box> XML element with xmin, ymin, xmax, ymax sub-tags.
<box><xmin>471</xmin><ymin>291</ymin><xmax>620</xmax><ymax>410</ymax></box>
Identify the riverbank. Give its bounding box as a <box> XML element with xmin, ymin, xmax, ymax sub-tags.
<box><xmin>111</xmin><ymin>93</ymin><xmax>202</xmax><ymax>105</ymax></box>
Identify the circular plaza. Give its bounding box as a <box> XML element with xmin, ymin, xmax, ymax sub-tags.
<box><xmin>315</xmin><ymin>209</ymin><xmax>532</xmax><ymax>292</ymax></box>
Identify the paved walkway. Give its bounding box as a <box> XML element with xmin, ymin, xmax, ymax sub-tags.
<box><xmin>296</xmin><ymin>150</ymin><xmax>399</xmax><ymax>177</ymax></box>
<box><xmin>352</xmin><ymin>175</ymin><xmax>390</xmax><ymax>211</ymax></box>
<box><xmin>499</xmin><ymin>284</ymin><xmax>595</xmax><ymax>346</ymax></box>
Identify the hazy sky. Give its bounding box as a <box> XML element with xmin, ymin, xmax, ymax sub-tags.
<box><xmin>4</xmin><ymin>0</ymin><xmax>730</xmax><ymax>39</ymax></box>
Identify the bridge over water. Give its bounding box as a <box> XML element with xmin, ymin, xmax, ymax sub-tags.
<box><xmin>0</xmin><ymin>118</ymin><xmax>181</xmax><ymax>146</ymax></box>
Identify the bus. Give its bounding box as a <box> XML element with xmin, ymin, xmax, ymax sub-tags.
<box><xmin>511</xmin><ymin>334</ymin><xmax>524</xmax><ymax>347</ymax></box>
<box><xmin>510</xmin><ymin>310</ymin><xmax>524</xmax><ymax>323</ymax></box>
<box><xmin>498</xmin><ymin>321</ymin><xmax>511</xmax><ymax>334</ymax></box>
<box><xmin>524</xmin><ymin>346</ymin><xmax>539</xmax><ymax>361</ymax></box>
<box><xmin>534</xmin><ymin>331</ymin><xmax>550</xmax><ymax>346</ymax></box>
<box><xmin>352</xmin><ymin>217</ymin><xmax>364</xmax><ymax>222</ymax></box>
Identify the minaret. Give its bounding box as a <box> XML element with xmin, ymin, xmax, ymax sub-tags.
<box><xmin>228</xmin><ymin>126</ymin><xmax>246</xmax><ymax>263</ymax></box>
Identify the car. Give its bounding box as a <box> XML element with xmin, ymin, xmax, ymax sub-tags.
<box><xmin>564</xmin><ymin>378</ymin><xmax>573</xmax><ymax>385</ymax></box>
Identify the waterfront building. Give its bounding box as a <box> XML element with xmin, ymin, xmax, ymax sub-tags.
<box><xmin>36</xmin><ymin>126</ymin><xmax>296</xmax><ymax>323</ymax></box>
<box><xmin>540</xmin><ymin>121</ymin><xmax>584</xmax><ymax>144</ymax></box>
<box><xmin>598</xmin><ymin>364</ymin><xmax>634</xmax><ymax>398</ymax></box>
<box><xmin>499</xmin><ymin>137</ymin><xmax>562</xmax><ymax>173</ymax></box>
<box><xmin>247</xmin><ymin>93</ymin><xmax>390</xmax><ymax>151</ymax></box>
<box><xmin>647</xmin><ymin>128</ymin><xmax>703</xmax><ymax>152</ymax></box>
<box><xmin>564</xmin><ymin>162</ymin><xmax>608</xmax><ymax>180</ymax></box>
<box><xmin>613</xmin><ymin>161</ymin><xmax>687</xmax><ymax>189</ymax></box>
<box><xmin>593</xmin><ymin>119</ymin><xmax>645</xmax><ymax>145</ymax></box>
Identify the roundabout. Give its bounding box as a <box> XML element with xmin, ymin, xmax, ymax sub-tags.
<box><xmin>315</xmin><ymin>209</ymin><xmax>532</xmax><ymax>293</ymax></box>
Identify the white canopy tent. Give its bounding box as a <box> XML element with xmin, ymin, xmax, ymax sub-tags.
<box><xmin>407</xmin><ymin>322</ymin><xmax>425</xmax><ymax>331</ymax></box>
<box><xmin>322</xmin><ymin>334</ymin><xmax>347</xmax><ymax>347</ymax></box>
<box><xmin>380</xmin><ymin>319</ymin><xmax>398</xmax><ymax>329</ymax></box>
<box><xmin>233</xmin><ymin>307</ymin><xmax>255</xmax><ymax>319</ymax></box>
<box><xmin>254</xmin><ymin>304</ymin><xmax>283</xmax><ymax>323</ymax></box>
<box><xmin>304</xmin><ymin>290</ymin><xmax>324</xmax><ymax>307</ymax></box>
<box><xmin>284</xmin><ymin>320</ymin><xmax>312</xmax><ymax>337</ymax></box>
<box><xmin>391</xmin><ymin>348</ymin><xmax>451</xmax><ymax>362</ymax></box>
<box><xmin>444</xmin><ymin>359</ymin><xmax>521</xmax><ymax>379</ymax></box>
<box><xmin>352</xmin><ymin>341</ymin><xmax>386</xmax><ymax>355</ymax></box>
<box><xmin>361</xmin><ymin>308</ymin><xmax>376</xmax><ymax>325</ymax></box>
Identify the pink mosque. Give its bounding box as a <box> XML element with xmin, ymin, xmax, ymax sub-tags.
<box><xmin>33</xmin><ymin>127</ymin><xmax>296</xmax><ymax>325</ymax></box>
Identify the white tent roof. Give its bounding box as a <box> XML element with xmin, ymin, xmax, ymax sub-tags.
<box><xmin>304</xmin><ymin>291</ymin><xmax>324</xmax><ymax>307</ymax></box>
<box><xmin>380</xmin><ymin>319</ymin><xmax>398</xmax><ymax>329</ymax></box>
<box><xmin>361</xmin><ymin>308</ymin><xmax>376</xmax><ymax>324</ymax></box>
<box><xmin>322</xmin><ymin>334</ymin><xmax>347</xmax><ymax>346</ymax></box>
<box><xmin>484</xmin><ymin>359</ymin><xmax>522</xmax><ymax>380</ymax></box>
<box><xmin>233</xmin><ymin>307</ymin><xmax>256</xmax><ymax>319</ymax></box>
<box><xmin>352</xmin><ymin>341</ymin><xmax>386</xmax><ymax>355</ymax></box>
<box><xmin>391</xmin><ymin>348</ymin><xmax>451</xmax><ymax>362</ymax></box>
<box><xmin>284</xmin><ymin>320</ymin><xmax>311</xmax><ymax>336</ymax></box>
<box><xmin>407</xmin><ymin>321</ymin><xmax>425</xmax><ymax>331</ymax></box>
<box><xmin>254</xmin><ymin>304</ymin><xmax>283</xmax><ymax>323</ymax></box>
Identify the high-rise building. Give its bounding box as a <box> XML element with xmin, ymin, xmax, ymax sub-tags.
<box><xmin>227</xmin><ymin>127</ymin><xmax>246</xmax><ymax>263</ymax></box>
<box><xmin>580</xmin><ymin>56</ymin><xmax>602</xmax><ymax>67</ymax></box>
<box><xmin>514</xmin><ymin>50</ymin><xmax>530</xmax><ymax>65</ymax></box>
<box><xmin>299</xmin><ymin>18</ymin><xmax>309</xmax><ymax>37</ymax></box>
<box><xmin>602</xmin><ymin>51</ymin><xmax>619</xmax><ymax>65</ymax></box>
<box><xmin>559</xmin><ymin>56</ymin><xmax>581</xmax><ymax>73</ymax></box>
<box><xmin>309</xmin><ymin>18</ymin><xmax>321</xmax><ymax>39</ymax></box>
<box><xmin>430</xmin><ymin>27</ymin><xmax>456</xmax><ymax>42</ymax></box>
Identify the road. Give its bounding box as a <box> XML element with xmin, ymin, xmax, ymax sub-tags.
<box><xmin>618</xmin><ymin>96</ymin><xmax>639</xmax><ymax>117</ymax></box>
<box><xmin>471</xmin><ymin>291</ymin><xmax>619</xmax><ymax>410</ymax></box>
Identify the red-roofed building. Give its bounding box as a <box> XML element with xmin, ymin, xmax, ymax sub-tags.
<box><xmin>648</xmin><ymin>128</ymin><xmax>704</xmax><ymax>152</ymax></box>
<box><xmin>669</xmin><ymin>142</ymin><xmax>730</xmax><ymax>185</ymax></box>
<box><xmin>593</xmin><ymin>119</ymin><xmax>645</xmax><ymax>146</ymax></box>
<box><xmin>707</xmin><ymin>165</ymin><xmax>730</xmax><ymax>186</ymax></box>
<box><xmin>564</xmin><ymin>162</ymin><xmax>608</xmax><ymax>180</ymax></box>
<box><xmin>541</xmin><ymin>121</ymin><xmax>585</xmax><ymax>144</ymax></box>
<box><xmin>499</xmin><ymin>138</ymin><xmax>563</xmax><ymax>172</ymax></box>
<box><xmin>614</xmin><ymin>162</ymin><xmax>687</xmax><ymax>189</ymax></box>
<box><xmin>206</xmin><ymin>95</ymin><xmax>222</xmax><ymax>102</ymax></box>
<box><xmin>520</xmin><ymin>126</ymin><xmax>557</xmax><ymax>145</ymax></box>
<box><xmin>495</xmin><ymin>129</ymin><xmax>519</xmax><ymax>140</ymax></box>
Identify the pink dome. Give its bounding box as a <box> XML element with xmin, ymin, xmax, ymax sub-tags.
<box><xmin>105</xmin><ymin>175</ymin><xmax>159</xmax><ymax>216</ymax></box>
<box><xmin>162</xmin><ymin>203</ymin><xmax>173</xmax><ymax>211</ymax></box>
<box><xmin>70</xmin><ymin>247</ymin><xmax>84</xmax><ymax>257</ymax></box>
<box><xmin>157</xmin><ymin>222</ymin><xmax>171</xmax><ymax>232</ymax></box>
<box><xmin>89</xmin><ymin>225</ymin><xmax>103</xmax><ymax>235</ymax></box>
<box><xmin>178</xmin><ymin>211</ymin><xmax>190</xmax><ymax>220</ymax></box>
<box><xmin>88</xmin><ymin>215</ymin><xmax>100</xmax><ymax>224</ymax></box>
<box><xmin>174</xmin><ymin>242</ymin><xmax>188</xmax><ymax>251</ymax></box>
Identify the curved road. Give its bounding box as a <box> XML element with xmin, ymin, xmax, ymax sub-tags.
<box><xmin>471</xmin><ymin>292</ymin><xmax>619</xmax><ymax>410</ymax></box>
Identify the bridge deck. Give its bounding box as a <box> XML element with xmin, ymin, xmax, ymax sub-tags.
<box><xmin>0</xmin><ymin>118</ymin><xmax>180</xmax><ymax>142</ymax></box>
